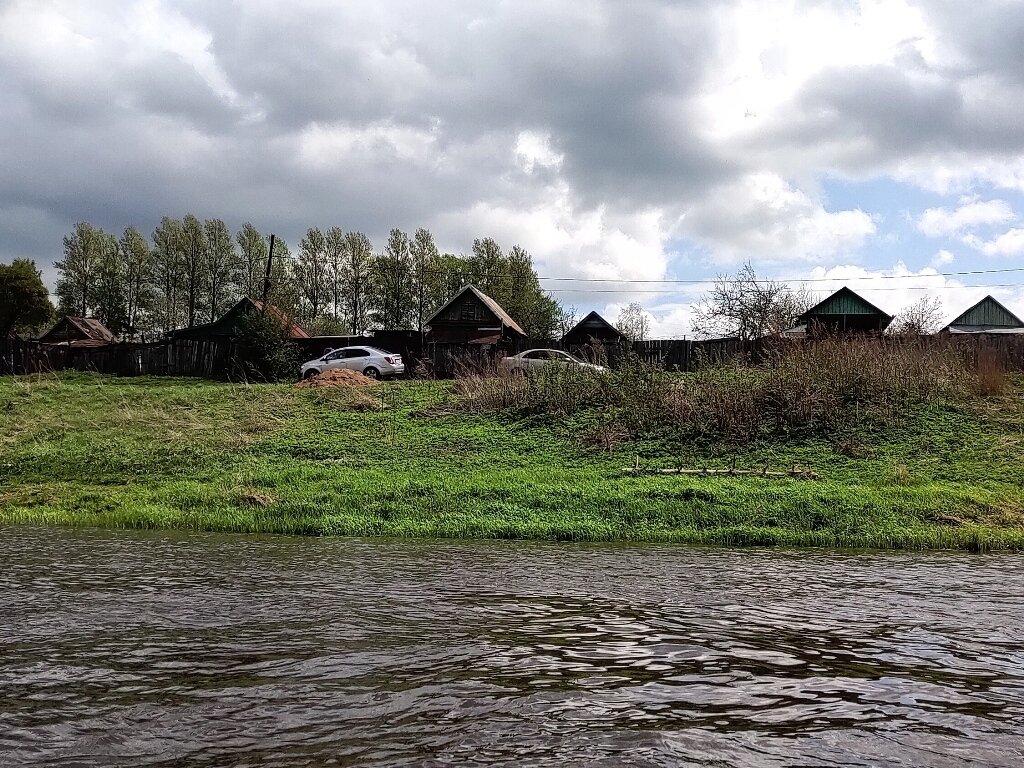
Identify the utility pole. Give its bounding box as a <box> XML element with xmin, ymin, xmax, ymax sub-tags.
<box><xmin>261</xmin><ymin>233</ymin><xmax>276</xmax><ymax>310</ymax></box>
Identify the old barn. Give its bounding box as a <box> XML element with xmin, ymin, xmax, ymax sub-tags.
<box><xmin>942</xmin><ymin>295</ymin><xmax>1024</xmax><ymax>335</ymax></box>
<box><xmin>171</xmin><ymin>297</ymin><xmax>309</xmax><ymax>341</ymax></box>
<box><xmin>790</xmin><ymin>287</ymin><xmax>892</xmax><ymax>336</ymax></box>
<box><xmin>38</xmin><ymin>316</ymin><xmax>116</xmax><ymax>348</ymax></box>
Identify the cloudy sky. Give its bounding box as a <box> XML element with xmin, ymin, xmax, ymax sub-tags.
<box><xmin>2</xmin><ymin>0</ymin><xmax>1024</xmax><ymax>335</ymax></box>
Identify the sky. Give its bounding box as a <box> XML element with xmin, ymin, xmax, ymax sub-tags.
<box><xmin>2</xmin><ymin>0</ymin><xmax>1024</xmax><ymax>336</ymax></box>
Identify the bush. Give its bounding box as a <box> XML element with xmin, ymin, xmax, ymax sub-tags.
<box><xmin>231</xmin><ymin>312</ymin><xmax>301</xmax><ymax>382</ymax></box>
<box><xmin>453</xmin><ymin>337</ymin><xmax>981</xmax><ymax>444</ymax></box>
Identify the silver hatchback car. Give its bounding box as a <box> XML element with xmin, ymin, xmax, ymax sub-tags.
<box><xmin>300</xmin><ymin>346</ymin><xmax>405</xmax><ymax>380</ymax></box>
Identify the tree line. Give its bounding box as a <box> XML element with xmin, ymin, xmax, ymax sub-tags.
<box><xmin>53</xmin><ymin>218</ymin><xmax>567</xmax><ymax>340</ymax></box>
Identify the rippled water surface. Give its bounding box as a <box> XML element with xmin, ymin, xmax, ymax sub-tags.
<box><xmin>1</xmin><ymin>527</ymin><xmax>1023</xmax><ymax>766</ymax></box>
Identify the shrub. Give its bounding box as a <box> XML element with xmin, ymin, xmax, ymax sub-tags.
<box><xmin>231</xmin><ymin>312</ymin><xmax>301</xmax><ymax>382</ymax></box>
<box><xmin>452</xmin><ymin>337</ymin><xmax>981</xmax><ymax>444</ymax></box>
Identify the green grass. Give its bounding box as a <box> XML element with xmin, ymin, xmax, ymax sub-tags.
<box><xmin>2</xmin><ymin>371</ymin><xmax>1024</xmax><ymax>550</ymax></box>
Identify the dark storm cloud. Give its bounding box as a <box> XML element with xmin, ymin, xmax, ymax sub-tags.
<box><xmin>3</xmin><ymin>0</ymin><xmax>1024</xmax><ymax>276</ymax></box>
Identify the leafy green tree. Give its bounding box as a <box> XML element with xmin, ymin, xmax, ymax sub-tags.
<box><xmin>204</xmin><ymin>218</ymin><xmax>240</xmax><ymax>322</ymax></box>
<box><xmin>296</xmin><ymin>227</ymin><xmax>330</xmax><ymax>329</ymax></box>
<box><xmin>469</xmin><ymin>237</ymin><xmax>509</xmax><ymax>299</ymax></box>
<box><xmin>236</xmin><ymin>222</ymin><xmax>268</xmax><ymax>300</ymax></box>
<box><xmin>119</xmin><ymin>226</ymin><xmax>155</xmax><ymax>339</ymax></box>
<box><xmin>264</xmin><ymin>237</ymin><xmax>301</xmax><ymax>320</ymax></box>
<box><xmin>371</xmin><ymin>228</ymin><xmax>415</xmax><ymax>329</ymax></box>
<box><xmin>0</xmin><ymin>259</ymin><xmax>53</xmax><ymax>338</ymax></box>
<box><xmin>342</xmin><ymin>231</ymin><xmax>374</xmax><ymax>334</ymax></box>
<box><xmin>324</xmin><ymin>226</ymin><xmax>347</xmax><ymax>326</ymax></box>
<box><xmin>180</xmin><ymin>214</ymin><xmax>209</xmax><ymax>327</ymax></box>
<box><xmin>92</xmin><ymin>231</ymin><xmax>127</xmax><ymax>333</ymax></box>
<box><xmin>410</xmin><ymin>227</ymin><xmax>442</xmax><ymax>332</ymax></box>
<box><xmin>152</xmin><ymin>217</ymin><xmax>185</xmax><ymax>333</ymax></box>
<box><xmin>55</xmin><ymin>222</ymin><xmax>108</xmax><ymax>317</ymax></box>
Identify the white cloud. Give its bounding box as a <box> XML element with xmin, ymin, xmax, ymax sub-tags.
<box><xmin>514</xmin><ymin>131</ymin><xmax>563</xmax><ymax>173</ymax></box>
<box><xmin>963</xmin><ymin>228</ymin><xmax>1024</xmax><ymax>257</ymax></box>
<box><xmin>931</xmin><ymin>249</ymin><xmax>955</xmax><ymax>266</ymax></box>
<box><xmin>917</xmin><ymin>199</ymin><xmax>1015</xmax><ymax>237</ymax></box>
<box><xmin>679</xmin><ymin>173</ymin><xmax>875</xmax><ymax>264</ymax></box>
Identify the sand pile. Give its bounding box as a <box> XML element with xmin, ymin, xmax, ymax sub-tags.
<box><xmin>294</xmin><ymin>369</ymin><xmax>376</xmax><ymax>389</ymax></box>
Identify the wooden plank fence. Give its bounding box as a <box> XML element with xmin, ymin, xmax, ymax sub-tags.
<box><xmin>6</xmin><ymin>333</ymin><xmax>1024</xmax><ymax>380</ymax></box>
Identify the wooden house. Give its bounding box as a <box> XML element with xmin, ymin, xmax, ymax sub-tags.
<box><xmin>425</xmin><ymin>285</ymin><xmax>526</xmax><ymax>347</ymax></box>
<box><xmin>941</xmin><ymin>295</ymin><xmax>1024</xmax><ymax>335</ymax></box>
<box><xmin>38</xmin><ymin>316</ymin><xmax>116</xmax><ymax>348</ymax></box>
<box><xmin>789</xmin><ymin>287</ymin><xmax>892</xmax><ymax>336</ymax></box>
<box><xmin>171</xmin><ymin>297</ymin><xmax>309</xmax><ymax>341</ymax></box>
<box><xmin>561</xmin><ymin>311</ymin><xmax>627</xmax><ymax>346</ymax></box>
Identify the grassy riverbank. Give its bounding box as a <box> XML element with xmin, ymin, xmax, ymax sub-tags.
<box><xmin>2</xmin><ymin>371</ymin><xmax>1024</xmax><ymax>549</ymax></box>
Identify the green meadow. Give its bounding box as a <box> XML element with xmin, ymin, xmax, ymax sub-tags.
<box><xmin>2</xmin><ymin>371</ymin><xmax>1023</xmax><ymax>550</ymax></box>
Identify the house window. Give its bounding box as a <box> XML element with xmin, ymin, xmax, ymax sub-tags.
<box><xmin>460</xmin><ymin>302</ymin><xmax>480</xmax><ymax>321</ymax></box>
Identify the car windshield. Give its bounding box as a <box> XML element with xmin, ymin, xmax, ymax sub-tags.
<box><xmin>367</xmin><ymin>347</ymin><xmax>395</xmax><ymax>355</ymax></box>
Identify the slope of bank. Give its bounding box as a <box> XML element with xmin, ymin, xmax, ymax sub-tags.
<box><xmin>1</xmin><ymin>372</ymin><xmax>1023</xmax><ymax>550</ymax></box>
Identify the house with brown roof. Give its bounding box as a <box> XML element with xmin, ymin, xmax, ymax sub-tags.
<box><xmin>425</xmin><ymin>285</ymin><xmax>527</xmax><ymax>346</ymax></box>
<box><xmin>171</xmin><ymin>297</ymin><xmax>309</xmax><ymax>341</ymax></box>
<box><xmin>38</xmin><ymin>316</ymin><xmax>116</xmax><ymax>348</ymax></box>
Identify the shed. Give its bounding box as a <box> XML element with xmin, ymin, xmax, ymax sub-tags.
<box><xmin>171</xmin><ymin>297</ymin><xmax>309</xmax><ymax>341</ymax></box>
<box><xmin>38</xmin><ymin>316</ymin><xmax>116</xmax><ymax>347</ymax></box>
<box><xmin>425</xmin><ymin>285</ymin><xmax>527</xmax><ymax>345</ymax></box>
<box><xmin>561</xmin><ymin>311</ymin><xmax>627</xmax><ymax>345</ymax></box>
<box><xmin>941</xmin><ymin>295</ymin><xmax>1024</xmax><ymax>335</ymax></box>
<box><xmin>794</xmin><ymin>287</ymin><xmax>892</xmax><ymax>335</ymax></box>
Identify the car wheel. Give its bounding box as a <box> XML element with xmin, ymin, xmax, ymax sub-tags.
<box><xmin>303</xmin><ymin>368</ymin><xmax>318</xmax><ymax>380</ymax></box>
<box><xmin>363</xmin><ymin>366</ymin><xmax>381</xmax><ymax>379</ymax></box>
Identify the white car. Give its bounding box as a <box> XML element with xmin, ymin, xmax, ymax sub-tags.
<box><xmin>498</xmin><ymin>349</ymin><xmax>606</xmax><ymax>374</ymax></box>
<box><xmin>300</xmin><ymin>346</ymin><xmax>405</xmax><ymax>380</ymax></box>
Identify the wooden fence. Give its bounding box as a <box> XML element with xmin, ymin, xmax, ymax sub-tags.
<box><xmin>6</xmin><ymin>333</ymin><xmax>1024</xmax><ymax>380</ymax></box>
<box><xmin>1</xmin><ymin>338</ymin><xmax>245</xmax><ymax>378</ymax></box>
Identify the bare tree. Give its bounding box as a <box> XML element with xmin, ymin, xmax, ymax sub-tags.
<box><xmin>616</xmin><ymin>301</ymin><xmax>650</xmax><ymax>341</ymax></box>
<box><xmin>888</xmin><ymin>296</ymin><xmax>944</xmax><ymax>336</ymax></box>
<box><xmin>690</xmin><ymin>263</ymin><xmax>812</xmax><ymax>340</ymax></box>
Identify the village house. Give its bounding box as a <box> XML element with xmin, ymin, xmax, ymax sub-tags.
<box><xmin>941</xmin><ymin>295</ymin><xmax>1024</xmax><ymax>335</ymax></box>
<box><xmin>38</xmin><ymin>316</ymin><xmax>116</xmax><ymax>348</ymax></box>
<box><xmin>561</xmin><ymin>311</ymin><xmax>627</xmax><ymax>346</ymax></box>
<box><xmin>170</xmin><ymin>297</ymin><xmax>309</xmax><ymax>341</ymax></box>
<box><xmin>425</xmin><ymin>285</ymin><xmax>526</xmax><ymax>348</ymax></box>
<box><xmin>787</xmin><ymin>287</ymin><xmax>893</xmax><ymax>336</ymax></box>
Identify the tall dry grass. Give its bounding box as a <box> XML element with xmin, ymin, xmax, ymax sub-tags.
<box><xmin>453</xmin><ymin>337</ymin><xmax>997</xmax><ymax>442</ymax></box>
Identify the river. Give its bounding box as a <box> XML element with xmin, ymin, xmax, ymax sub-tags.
<box><xmin>0</xmin><ymin>527</ymin><xmax>1022</xmax><ymax>767</ymax></box>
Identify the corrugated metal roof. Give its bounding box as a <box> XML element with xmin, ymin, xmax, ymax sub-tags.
<box><xmin>799</xmin><ymin>287</ymin><xmax>892</xmax><ymax>320</ymax></box>
<box><xmin>946</xmin><ymin>296</ymin><xmax>1024</xmax><ymax>330</ymax></box>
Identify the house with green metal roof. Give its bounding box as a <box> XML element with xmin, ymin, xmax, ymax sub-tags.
<box><xmin>787</xmin><ymin>287</ymin><xmax>893</xmax><ymax>336</ymax></box>
<box><xmin>941</xmin><ymin>295</ymin><xmax>1024</xmax><ymax>335</ymax></box>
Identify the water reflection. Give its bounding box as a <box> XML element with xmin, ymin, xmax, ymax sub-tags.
<box><xmin>0</xmin><ymin>528</ymin><xmax>1022</xmax><ymax>767</ymax></box>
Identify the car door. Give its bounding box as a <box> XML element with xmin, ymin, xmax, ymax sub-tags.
<box><xmin>344</xmin><ymin>348</ymin><xmax>370</xmax><ymax>371</ymax></box>
<box><xmin>322</xmin><ymin>349</ymin><xmax>346</xmax><ymax>371</ymax></box>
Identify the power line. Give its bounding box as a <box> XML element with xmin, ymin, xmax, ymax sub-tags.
<box><xmin>544</xmin><ymin>283</ymin><xmax>1024</xmax><ymax>294</ymax></box>
<box><xmin>535</xmin><ymin>266</ymin><xmax>1024</xmax><ymax>284</ymax></box>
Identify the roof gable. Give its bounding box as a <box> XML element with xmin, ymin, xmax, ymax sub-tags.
<box><xmin>947</xmin><ymin>295</ymin><xmax>1024</xmax><ymax>329</ymax></box>
<box><xmin>563</xmin><ymin>311</ymin><xmax>624</xmax><ymax>340</ymax></box>
<box><xmin>799</xmin><ymin>287</ymin><xmax>892</xmax><ymax>322</ymax></box>
<box><xmin>425</xmin><ymin>285</ymin><xmax>527</xmax><ymax>336</ymax></box>
<box><xmin>39</xmin><ymin>316</ymin><xmax>115</xmax><ymax>344</ymax></box>
<box><xmin>177</xmin><ymin>298</ymin><xmax>309</xmax><ymax>339</ymax></box>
